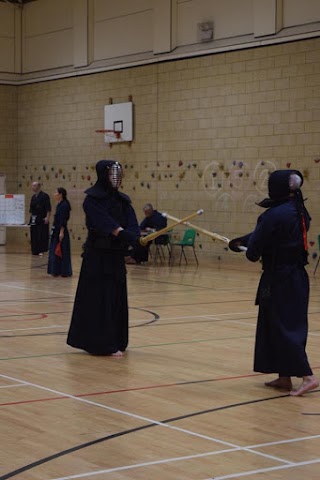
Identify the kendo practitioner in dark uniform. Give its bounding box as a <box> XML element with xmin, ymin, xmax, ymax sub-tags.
<box><xmin>127</xmin><ymin>203</ymin><xmax>167</xmax><ymax>264</ymax></box>
<box><xmin>47</xmin><ymin>187</ymin><xmax>72</xmax><ymax>277</ymax></box>
<box><xmin>29</xmin><ymin>181</ymin><xmax>51</xmax><ymax>255</ymax></box>
<box><xmin>67</xmin><ymin>160</ymin><xmax>140</xmax><ymax>357</ymax></box>
<box><xmin>229</xmin><ymin>170</ymin><xmax>319</xmax><ymax>396</ymax></box>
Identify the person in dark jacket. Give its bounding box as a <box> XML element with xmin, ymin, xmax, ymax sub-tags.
<box><xmin>67</xmin><ymin>160</ymin><xmax>140</xmax><ymax>356</ymax></box>
<box><xmin>126</xmin><ymin>203</ymin><xmax>167</xmax><ymax>264</ymax></box>
<box><xmin>29</xmin><ymin>182</ymin><xmax>51</xmax><ymax>255</ymax></box>
<box><xmin>229</xmin><ymin>170</ymin><xmax>318</xmax><ymax>396</ymax></box>
<box><xmin>47</xmin><ymin>187</ymin><xmax>72</xmax><ymax>277</ymax></box>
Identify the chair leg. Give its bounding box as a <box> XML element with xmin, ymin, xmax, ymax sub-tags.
<box><xmin>154</xmin><ymin>245</ymin><xmax>162</xmax><ymax>263</ymax></box>
<box><xmin>314</xmin><ymin>256</ymin><xmax>320</xmax><ymax>275</ymax></box>
<box><xmin>153</xmin><ymin>245</ymin><xmax>159</xmax><ymax>263</ymax></box>
<box><xmin>179</xmin><ymin>246</ymin><xmax>187</xmax><ymax>265</ymax></box>
<box><xmin>154</xmin><ymin>245</ymin><xmax>166</xmax><ymax>264</ymax></box>
<box><xmin>193</xmin><ymin>246</ymin><xmax>199</xmax><ymax>265</ymax></box>
<box><xmin>169</xmin><ymin>245</ymin><xmax>175</xmax><ymax>264</ymax></box>
<box><xmin>167</xmin><ymin>244</ymin><xmax>172</xmax><ymax>265</ymax></box>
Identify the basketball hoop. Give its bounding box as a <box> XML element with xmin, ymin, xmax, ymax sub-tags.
<box><xmin>95</xmin><ymin>129</ymin><xmax>122</xmax><ymax>147</ymax></box>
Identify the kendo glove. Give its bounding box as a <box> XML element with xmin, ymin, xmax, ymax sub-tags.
<box><xmin>117</xmin><ymin>229</ymin><xmax>140</xmax><ymax>247</ymax></box>
<box><xmin>228</xmin><ymin>234</ymin><xmax>251</xmax><ymax>253</ymax></box>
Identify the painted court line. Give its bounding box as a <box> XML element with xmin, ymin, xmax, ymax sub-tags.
<box><xmin>207</xmin><ymin>458</ymin><xmax>320</xmax><ymax>479</ymax></box>
<box><xmin>45</xmin><ymin>437</ymin><xmax>320</xmax><ymax>480</ymax></box>
<box><xmin>0</xmin><ymin>312</ymin><xmax>258</xmax><ymax>334</ymax></box>
<box><xmin>47</xmin><ymin>449</ymin><xmax>243</xmax><ymax>480</ymax></box>
<box><xmin>247</xmin><ymin>433</ymin><xmax>320</xmax><ymax>449</ymax></box>
<box><xmin>0</xmin><ymin>283</ymin><xmax>74</xmax><ymax>298</ymax></box>
<box><xmin>3</xmin><ymin>371</ymin><xmax>319</xmax><ymax>408</ymax></box>
<box><xmin>157</xmin><ymin>311</ymin><xmax>257</xmax><ymax>321</ymax></box>
<box><xmin>0</xmin><ymin>372</ymin><xmax>293</xmax><ymax>470</ymax></box>
<box><xmin>0</xmin><ymin>373</ymin><xmax>242</xmax><ymax>448</ymax></box>
<box><xmin>0</xmin><ymin>383</ymin><xmax>25</xmax><ymax>389</ymax></box>
<box><xmin>0</xmin><ymin>325</ymin><xmax>67</xmax><ymax>333</ymax></box>
<box><xmin>0</xmin><ymin>372</ymin><xmax>266</xmax><ymax>407</ymax></box>
<box><xmin>0</xmin><ymin>318</ymin><xmax>253</xmax><ymax>333</ymax></box>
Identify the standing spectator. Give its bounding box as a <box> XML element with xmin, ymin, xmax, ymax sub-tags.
<box><xmin>29</xmin><ymin>182</ymin><xmax>51</xmax><ymax>255</ymax></box>
<box><xmin>67</xmin><ymin>160</ymin><xmax>140</xmax><ymax>356</ymax></box>
<box><xmin>229</xmin><ymin>170</ymin><xmax>318</xmax><ymax>396</ymax></box>
<box><xmin>47</xmin><ymin>187</ymin><xmax>72</xmax><ymax>277</ymax></box>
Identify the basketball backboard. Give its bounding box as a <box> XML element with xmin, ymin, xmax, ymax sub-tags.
<box><xmin>103</xmin><ymin>102</ymin><xmax>133</xmax><ymax>143</ymax></box>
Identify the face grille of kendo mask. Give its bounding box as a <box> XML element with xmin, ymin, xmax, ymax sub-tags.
<box><xmin>289</xmin><ymin>173</ymin><xmax>302</xmax><ymax>192</ymax></box>
<box><xmin>108</xmin><ymin>162</ymin><xmax>122</xmax><ymax>189</ymax></box>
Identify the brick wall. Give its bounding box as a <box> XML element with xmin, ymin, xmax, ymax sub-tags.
<box><xmin>4</xmin><ymin>38</ymin><xmax>320</xmax><ymax>265</ymax></box>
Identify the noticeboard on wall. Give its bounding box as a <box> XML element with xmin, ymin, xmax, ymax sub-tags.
<box><xmin>0</xmin><ymin>194</ymin><xmax>25</xmax><ymax>225</ymax></box>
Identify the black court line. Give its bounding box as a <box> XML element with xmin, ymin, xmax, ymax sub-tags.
<box><xmin>130</xmin><ymin>276</ymin><xmax>257</xmax><ymax>292</ymax></box>
<box><xmin>129</xmin><ymin>307</ymin><xmax>160</xmax><ymax>327</ymax></box>
<box><xmin>0</xmin><ymin>392</ymin><xmax>299</xmax><ymax>480</ymax></box>
<box><xmin>2</xmin><ymin>313</ymin><xmax>320</xmax><ymax>338</ymax></box>
<box><xmin>0</xmin><ymin>307</ymin><xmax>160</xmax><ymax>338</ymax></box>
<box><xmin>0</xmin><ymin>299</ymin><xmax>255</xmax><ymax>314</ymax></box>
<box><xmin>2</xmin><ymin>390</ymin><xmax>319</xmax><ymax>479</ymax></box>
<box><xmin>0</xmin><ymin>312</ymin><xmax>55</xmax><ymax>319</ymax></box>
<box><xmin>0</xmin><ymin>315</ymin><xmax>252</xmax><ymax>338</ymax></box>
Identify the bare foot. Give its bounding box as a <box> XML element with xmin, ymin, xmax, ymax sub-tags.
<box><xmin>110</xmin><ymin>350</ymin><xmax>124</xmax><ymax>357</ymax></box>
<box><xmin>290</xmin><ymin>376</ymin><xmax>319</xmax><ymax>397</ymax></box>
<box><xmin>265</xmin><ymin>377</ymin><xmax>292</xmax><ymax>390</ymax></box>
<box><xmin>125</xmin><ymin>257</ymin><xmax>136</xmax><ymax>265</ymax></box>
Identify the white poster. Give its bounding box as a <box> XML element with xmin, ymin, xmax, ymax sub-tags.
<box><xmin>0</xmin><ymin>194</ymin><xmax>25</xmax><ymax>225</ymax></box>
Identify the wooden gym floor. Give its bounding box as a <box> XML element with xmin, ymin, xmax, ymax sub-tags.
<box><xmin>0</xmin><ymin>247</ymin><xmax>319</xmax><ymax>480</ymax></box>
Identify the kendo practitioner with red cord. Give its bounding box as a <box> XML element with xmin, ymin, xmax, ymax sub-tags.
<box><xmin>230</xmin><ymin>170</ymin><xmax>319</xmax><ymax>396</ymax></box>
<box><xmin>67</xmin><ymin>160</ymin><xmax>140</xmax><ymax>356</ymax></box>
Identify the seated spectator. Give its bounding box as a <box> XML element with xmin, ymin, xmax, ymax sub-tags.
<box><xmin>126</xmin><ymin>203</ymin><xmax>167</xmax><ymax>264</ymax></box>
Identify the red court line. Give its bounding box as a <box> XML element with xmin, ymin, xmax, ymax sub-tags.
<box><xmin>0</xmin><ymin>372</ymin><xmax>265</xmax><ymax>407</ymax></box>
<box><xmin>1</xmin><ymin>367</ymin><xmax>319</xmax><ymax>408</ymax></box>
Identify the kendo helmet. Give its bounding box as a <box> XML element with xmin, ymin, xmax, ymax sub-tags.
<box><xmin>268</xmin><ymin>169</ymin><xmax>303</xmax><ymax>200</ymax></box>
<box><xmin>257</xmin><ymin>169</ymin><xmax>304</xmax><ymax>208</ymax></box>
<box><xmin>95</xmin><ymin>159</ymin><xmax>123</xmax><ymax>191</ymax></box>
